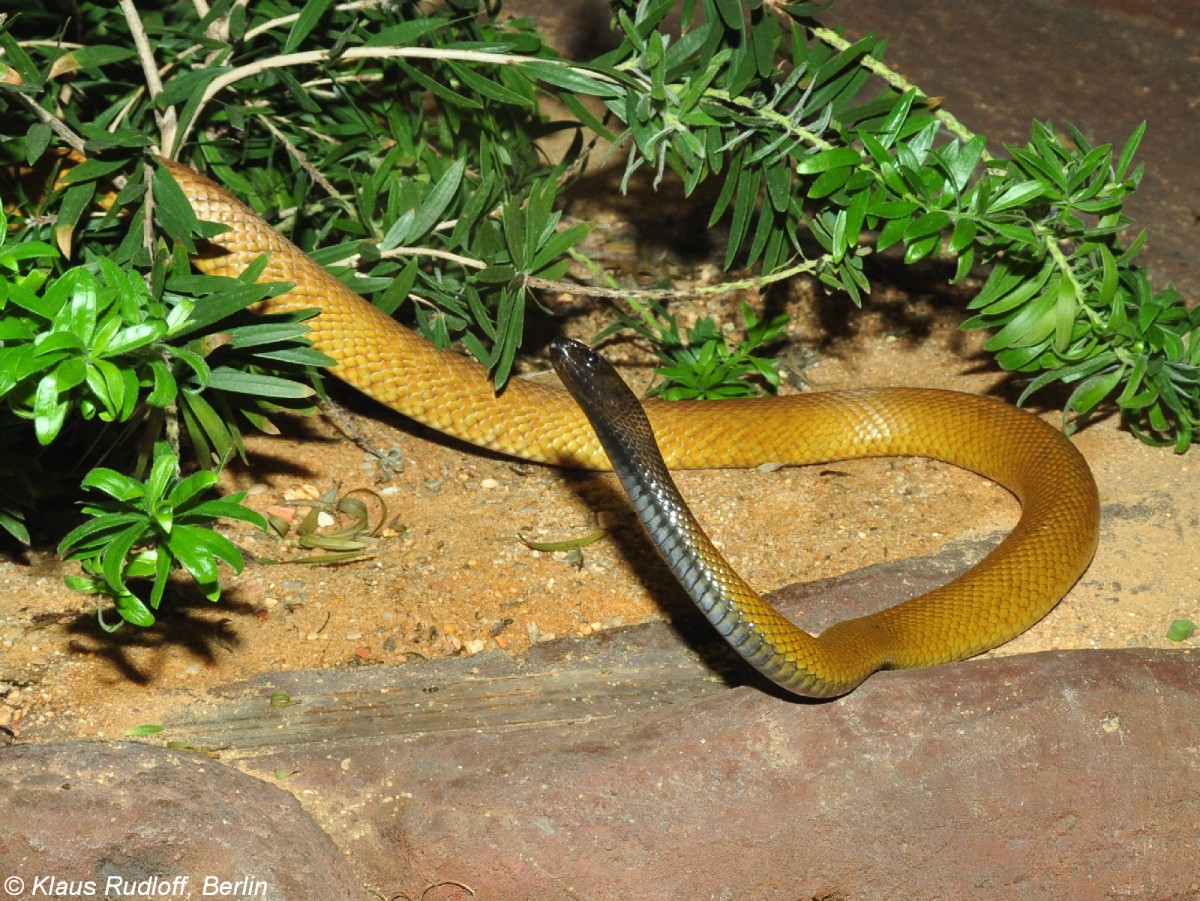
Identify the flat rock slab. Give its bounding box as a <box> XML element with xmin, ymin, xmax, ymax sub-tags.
<box><xmin>5</xmin><ymin>542</ymin><xmax>1197</xmax><ymax>898</ymax></box>
<box><xmin>7</xmin><ymin>650</ymin><xmax>1196</xmax><ymax>900</ymax></box>
<box><xmin>256</xmin><ymin>648</ymin><xmax>1193</xmax><ymax>901</ymax></box>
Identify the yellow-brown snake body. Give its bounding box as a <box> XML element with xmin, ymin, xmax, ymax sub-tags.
<box><xmin>162</xmin><ymin>159</ymin><xmax>1100</xmax><ymax>697</ymax></box>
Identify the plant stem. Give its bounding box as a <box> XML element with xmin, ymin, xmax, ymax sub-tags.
<box><xmin>809</xmin><ymin>24</ymin><xmax>991</xmax><ymax>158</ymax></box>
<box><xmin>117</xmin><ymin>0</ymin><xmax>178</xmax><ymax>151</ymax></box>
<box><xmin>524</xmin><ymin>256</ymin><xmax>821</xmax><ymax>301</ymax></box>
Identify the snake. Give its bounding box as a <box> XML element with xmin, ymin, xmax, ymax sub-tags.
<box><xmin>159</xmin><ymin>157</ymin><xmax>1100</xmax><ymax>698</ymax></box>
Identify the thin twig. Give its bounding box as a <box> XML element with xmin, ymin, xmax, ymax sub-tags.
<box><xmin>377</xmin><ymin>246</ymin><xmax>488</xmax><ymax>269</ymax></box>
<box><xmin>116</xmin><ymin>0</ymin><xmax>178</xmax><ymax>151</ymax></box>
<box><xmin>524</xmin><ymin>256</ymin><xmax>821</xmax><ymax>302</ymax></box>
<box><xmin>707</xmin><ymin>88</ymin><xmax>834</xmax><ymax>153</ymax></box>
<box><xmin>809</xmin><ymin>24</ymin><xmax>993</xmax><ymax>159</ymax></box>
<box><xmin>254</xmin><ymin>113</ymin><xmax>359</xmax><ymax>219</ymax></box>
<box><xmin>10</xmin><ymin>93</ymin><xmax>86</xmax><ymax>153</ymax></box>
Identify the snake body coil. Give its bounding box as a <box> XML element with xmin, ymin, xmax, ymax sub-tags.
<box><xmin>162</xmin><ymin>158</ymin><xmax>1101</xmax><ymax>698</ymax></box>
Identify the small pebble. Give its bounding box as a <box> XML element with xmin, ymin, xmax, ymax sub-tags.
<box><xmin>265</xmin><ymin>504</ymin><xmax>295</xmax><ymax>523</ymax></box>
<box><xmin>480</xmin><ymin>477</ymin><xmax>500</xmax><ymax>490</ymax></box>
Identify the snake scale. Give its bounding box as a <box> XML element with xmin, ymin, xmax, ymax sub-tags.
<box><xmin>161</xmin><ymin>158</ymin><xmax>1100</xmax><ymax>698</ymax></box>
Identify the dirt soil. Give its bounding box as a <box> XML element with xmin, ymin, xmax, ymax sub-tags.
<box><xmin>1</xmin><ymin>194</ymin><xmax>1194</xmax><ymax>743</ymax></box>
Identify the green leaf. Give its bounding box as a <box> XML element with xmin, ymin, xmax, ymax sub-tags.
<box><xmin>204</xmin><ymin>368</ymin><xmax>315</xmax><ymax>399</ymax></box>
<box><xmin>796</xmin><ymin>147</ymin><xmax>861</xmax><ymax>175</ymax></box>
<box><xmin>155</xmin><ymin>164</ymin><xmax>204</xmax><ymax>250</ymax></box>
<box><xmin>985</xmin><ymin>221</ymin><xmax>1041</xmax><ymax>250</ymax></box>
<box><xmin>874</xmin><ymin>90</ymin><xmax>917</xmax><ymax>149</ymax></box>
<box><xmin>949</xmin><ymin>218</ymin><xmax>976</xmax><ymax>254</ymax></box>
<box><xmin>25</xmin><ymin>122</ymin><xmax>53</xmax><ymax>163</ymax></box>
<box><xmin>988</xmin><ymin>179</ymin><xmax>1046</xmax><ymax>212</ymax></box>
<box><xmin>1063</xmin><ymin>366</ymin><xmax>1123</xmax><ymax>416</ymax></box>
<box><xmin>903</xmin><ymin>234</ymin><xmax>940</xmax><ymax>264</ymax></box>
<box><xmin>968</xmin><ymin>261</ymin><xmax>1053</xmax><ymax>314</ymax></box>
<box><xmin>113</xmin><ymin>590</ymin><xmax>156</xmax><ymax>629</ymax></box>
<box><xmin>0</xmin><ymin>510</ymin><xmax>30</xmax><ymax>545</ymax></box>
<box><xmin>942</xmin><ymin>135</ymin><xmax>986</xmax><ymax>192</ymax></box>
<box><xmin>190</xmin><ymin>526</ymin><xmax>246</xmax><ymax>570</ymax></box>
<box><xmin>807</xmin><ymin>166</ymin><xmax>853</xmax><ymax>199</ymax></box>
<box><xmin>1114</xmin><ymin>121</ymin><xmax>1147</xmax><ymax>181</ymax></box>
<box><xmin>983</xmin><ymin>281</ymin><xmax>1059</xmax><ymax>351</ymax></box>
<box><xmin>725</xmin><ymin>164</ymin><xmax>761</xmax><ymax>268</ymax></box>
<box><xmin>284</xmin><ymin>0</ymin><xmax>336</xmax><ymax>53</ymax></box>
<box><xmin>363</xmin><ymin>18</ymin><xmax>447</xmax><ymax>47</ymax></box>
<box><xmin>410</xmin><ymin>159</ymin><xmax>466</xmax><ymax>242</ymax></box>
<box><xmin>145</xmin><ymin>450</ymin><xmax>179</xmax><ymax>508</ymax></box>
<box><xmin>101</xmin><ymin>523</ymin><xmax>145</xmax><ymax>597</ymax></box>
<box><xmin>167</xmin><ymin>470</ymin><xmax>220</xmax><ymax>509</ymax></box>
<box><xmin>1053</xmin><ymin>275</ymin><xmax>1078</xmax><ymax>354</ymax></box>
<box><xmin>80</xmin><ymin>466</ymin><xmax>144</xmax><ymax>502</ymax></box>
<box><xmin>183</xmin><ymin>496</ymin><xmax>267</xmax><ymax>530</ymax></box>
<box><xmin>841</xmin><ymin>189</ymin><xmax>869</xmax><ymax>254</ymax></box>
<box><xmin>521</xmin><ymin>60</ymin><xmax>622</xmax><ymax>98</ymax></box>
<box><xmin>0</xmin><ymin>32</ymin><xmax>40</xmax><ymax>87</ymax></box>
<box><xmin>33</xmin><ymin>376</ymin><xmax>68</xmax><ymax>445</ymax></box>
<box><xmin>531</xmin><ymin>222</ymin><xmax>589</xmax><ymax>274</ymax></box>
<box><xmin>58</xmin><ymin>511</ymin><xmax>143</xmax><ymax>558</ymax></box>
<box><xmin>1166</xmin><ymin>619</ymin><xmax>1196</xmax><ymax>642</ymax></box>
<box><xmin>102</xmin><ymin>322</ymin><xmax>164</xmax><ymax>356</ymax></box>
<box><xmin>166</xmin><ymin>526</ymin><xmax>220</xmax><ymax>594</ymax></box>
<box><xmin>876</xmin><ymin>216</ymin><xmax>911</xmax><ymax>253</ymax></box>
<box><xmin>447</xmin><ymin>61</ymin><xmax>535</xmax><ymax>109</ymax></box>
<box><xmin>711</xmin><ymin>0</ymin><xmax>744</xmax><ymax>29</ymax></box>
<box><xmin>58</xmin><ymin>155</ymin><xmax>129</xmax><ymax>187</ymax></box>
<box><xmin>764</xmin><ymin>162</ymin><xmax>792</xmax><ymax>213</ymax></box>
<box><xmin>903</xmin><ymin>211</ymin><xmax>951</xmax><ymax>241</ymax></box>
